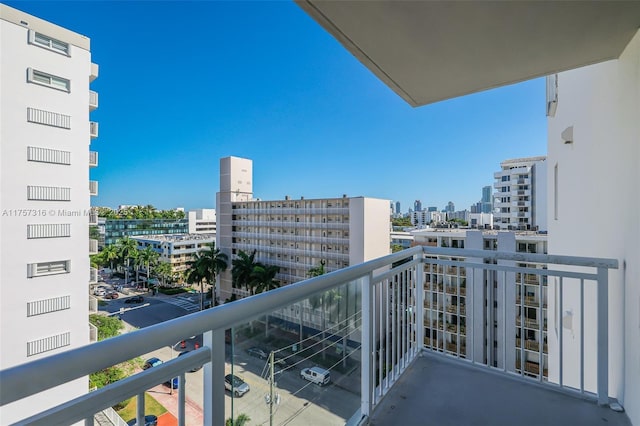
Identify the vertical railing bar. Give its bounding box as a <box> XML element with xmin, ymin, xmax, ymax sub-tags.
<box><xmin>596</xmin><ymin>267</ymin><xmax>609</xmax><ymax>406</ymax></box>
<box><xmin>520</xmin><ymin>270</ymin><xmax>525</xmax><ymax>377</ymax></box>
<box><xmin>538</xmin><ymin>271</ymin><xmax>544</xmax><ymax>383</ymax></box>
<box><xmin>178</xmin><ymin>373</ymin><xmax>186</xmax><ymax>426</ymax></box>
<box><xmin>85</xmin><ymin>416</ymin><xmax>94</xmax><ymax>426</ymax></box>
<box><xmin>559</xmin><ymin>277</ymin><xmax>564</xmax><ymax>388</ymax></box>
<box><xmin>487</xmin><ymin>269</ymin><xmax>494</xmax><ymax>367</ymax></box>
<box><xmin>457</xmin><ymin>265</ymin><xmax>461</xmax><ymax>358</ymax></box>
<box><xmin>502</xmin><ymin>269</ymin><xmax>507</xmax><ymax>372</ymax></box>
<box><xmin>392</xmin><ymin>276</ymin><xmax>397</xmax><ymax>379</ymax></box>
<box><xmin>470</xmin><ymin>266</ymin><xmax>475</xmax><ymax>364</ymax></box>
<box><xmin>136</xmin><ymin>392</ymin><xmax>145</xmax><ymax>426</ymax></box>
<box><xmin>403</xmin><ymin>268</ymin><xmax>408</xmax><ymax>366</ymax></box>
<box><xmin>361</xmin><ymin>274</ymin><xmax>372</xmax><ymax>417</ymax></box>
<box><xmin>371</xmin><ymin>278</ymin><xmax>378</xmax><ymax>403</ymax></box>
<box><xmin>400</xmin><ymin>270</ymin><xmax>405</xmax><ymax>369</ymax></box>
<box><xmin>384</xmin><ymin>277</ymin><xmax>389</xmax><ymax>393</ymax></box>
<box><xmin>580</xmin><ymin>278</ymin><xmax>585</xmax><ymax>394</ymax></box>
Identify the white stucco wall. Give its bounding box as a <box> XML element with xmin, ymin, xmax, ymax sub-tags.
<box><xmin>547</xmin><ymin>30</ymin><xmax>639</xmax><ymax>424</ymax></box>
<box><xmin>349</xmin><ymin>197</ymin><xmax>391</xmax><ymax>264</ymax></box>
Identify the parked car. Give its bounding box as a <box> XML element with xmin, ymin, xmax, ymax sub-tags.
<box><xmin>178</xmin><ymin>350</ymin><xmax>202</xmax><ymax>372</ymax></box>
<box><xmin>93</xmin><ymin>288</ymin><xmax>106</xmax><ymax>297</ymax></box>
<box><xmin>104</xmin><ymin>291</ymin><xmax>119</xmax><ymax>300</ymax></box>
<box><xmin>225</xmin><ymin>374</ymin><xmax>250</xmax><ymax>397</ymax></box>
<box><xmin>246</xmin><ymin>347</ymin><xmax>268</xmax><ymax>360</ymax></box>
<box><xmin>125</xmin><ymin>295</ymin><xmax>144</xmax><ymax>304</ymax></box>
<box><xmin>165</xmin><ymin>376</ymin><xmax>179</xmax><ymax>389</ymax></box>
<box><xmin>126</xmin><ymin>415</ymin><xmax>158</xmax><ymax>426</ymax></box>
<box><xmin>300</xmin><ymin>366</ymin><xmax>331</xmax><ymax>386</ymax></box>
<box><xmin>142</xmin><ymin>357</ymin><xmax>163</xmax><ymax>370</ymax></box>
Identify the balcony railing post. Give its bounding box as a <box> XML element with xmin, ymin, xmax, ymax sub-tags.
<box><xmin>203</xmin><ymin>329</ymin><xmax>225</xmax><ymax>426</ymax></box>
<box><xmin>416</xmin><ymin>257</ymin><xmax>424</xmax><ymax>355</ymax></box>
<box><xmin>596</xmin><ymin>267</ymin><xmax>609</xmax><ymax>406</ymax></box>
<box><xmin>361</xmin><ymin>273</ymin><xmax>372</xmax><ymax>418</ymax></box>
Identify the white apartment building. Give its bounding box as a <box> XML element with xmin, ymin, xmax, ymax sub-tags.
<box><xmin>468</xmin><ymin>212</ymin><xmax>493</xmax><ymax>229</ymax></box>
<box><xmin>188</xmin><ymin>208</ymin><xmax>216</xmax><ymax>235</ymax></box>
<box><xmin>493</xmin><ymin>156</ymin><xmax>547</xmax><ymax>232</ymax></box>
<box><xmin>0</xmin><ymin>4</ymin><xmax>98</xmax><ymax>422</ymax></box>
<box><xmin>546</xmin><ymin>29</ymin><xmax>640</xmax><ymax>423</ymax></box>
<box><xmin>216</xmin><ymin>156</ymin><xmax>390</xmax><ymax>300</ymax></box>
<box><xmin>412</xmin><ymin>229</ymin><xmax>548</xmax><ymax>379</ymax></box>
<box><xmin>132</xmin><ymin>233</ymin><xmax>215</xmax><ymax>277</ymax></box>
<box><xmin>412</xmin><ymin>209</ymin><xmax>444</xmax><ymax>227</ymax></box>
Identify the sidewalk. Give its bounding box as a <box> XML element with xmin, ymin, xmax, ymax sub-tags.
<box><xmin>148</xmin><ymin>383</ymin><xmax>203</xmax><ymax>426</ymax></box>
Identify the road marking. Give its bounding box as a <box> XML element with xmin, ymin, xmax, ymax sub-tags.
<box><xmin>162</xmin><ymin>296</ymin><xmax>200</xmax><ymax>312</ymax></box>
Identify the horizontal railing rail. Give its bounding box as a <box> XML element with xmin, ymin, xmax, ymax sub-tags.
<box><xmin>0</xmin><ymin>245</ymin><xmax>618</xmax><ymax>425</ymax></box>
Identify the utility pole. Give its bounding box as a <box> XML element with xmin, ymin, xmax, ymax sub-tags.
<box><xmin>269</xmin><ymin>351</ymin><xmax>274</xmax><ymax>426</ymax></box>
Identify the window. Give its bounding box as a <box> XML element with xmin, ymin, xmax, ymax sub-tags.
<box><xmin>27</xmin><ymin>185</ymin><xmax>71</xmax><ymax>201</ymax></box>
<box><xmin>27</xmin><ymin>68</ymin><xmax>70</xmax><ymax>92</ymax></box>
<box><xmin>27</xmin><ymin>223</ymin><xmax>71</xmax><ymax>239</ymax></box>
<box><xmin>27</xmin><ymin>295</ymin><xmax>71</xmax><ymax>316</ymax></box>
<box><xmin>27</xmin><ymin>332</ymin><xmax>71</xmax><ymax>357</ymax></box>
<box><xmin>27</xmin><ymin>108</ymin><xmax>71</xmax><ymax>129</ymax></box>
<box><xmin>29</xmin><ymin>30</ymin><xmax>70</xmax><ymax>55</ymax></box>
<box><xmin>27</xmin><ymin>146</ymin><xmax>71</xmax><ymax>165</ymax></box>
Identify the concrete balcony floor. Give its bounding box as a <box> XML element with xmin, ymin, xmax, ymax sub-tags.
<box><xmin>369</xmin><ymin>354</ymin><xmax>630</xmax><ymax>426</ymax></box>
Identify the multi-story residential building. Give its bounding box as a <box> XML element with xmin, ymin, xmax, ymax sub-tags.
<box><xmin>216</xmin><ymin>156</ymin><xmax>390</xmax><ymax>300</ymax></box>
<box><xmin>132</xmin><ymin>233</ymin><xmax>215</xmax><ymax>278</ymax></box>
<box><xmin>412</xmin><ymin>229</ymin><xmax>548</xmax><ymax>379</ymax></box>
<box><xmin>188</xmin><ymin>208</ymin><xmax>216</xmax><ymax>235</ymax></box>
<box><xmin>493</xmin><ymin>156</ymin><xmax>547</xmax><ymax>232</ymax></box>
<box><xmin>468</xmin><ymin>213</ymin><xmax>493</xmax><ymax>229</ymax></box>
<box><xmin>102</xmin><ymin>217</ymin><xmax>188</xmax><ymax>247</ymax></box>
<box><xmin>0</xmin><ymin>4</ymin><xmax>98</xmax><ymax>422</ymax></box>
<box><xmin>390</xmin><ymin>230</ymin><xmax>413</xmax><ymax>250</ymax></box>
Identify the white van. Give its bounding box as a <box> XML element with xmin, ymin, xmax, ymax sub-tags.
<box><xmin>300</xmin><ymin>366</ymin><xmax>330</xmax><ymax>386</ymax></box>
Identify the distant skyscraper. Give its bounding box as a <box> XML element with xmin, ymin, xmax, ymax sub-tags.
<box><xmin>414</xmin><ymin>200</ymin><xmax>422</xmax><ymax>212</ymax></box>
<box><xmin>395</xmin><ymin>201</ymin><xmax>401</xmax><ymax>215</ymax></box>
<box><xmin>446</xmin><ymin>201</ymin><xmax>455</xmax><ymax>212</ymax></box>
<box><xmin>481</xmin><ymin>185</ymin><xmax>493</xmax><ymax>213</ymax></box>
<box><xmin>427</xmin><ymin>206</ymin><xmax>437</xmax><ymax>212</ymax></box>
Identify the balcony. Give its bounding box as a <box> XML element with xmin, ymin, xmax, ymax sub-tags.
<box><xmin>90</xmin><ymin>63</ymin><xmax>99</xmax><ymax>82</ymax></box>
<box><xmin>89</xmin><ymin>208</ymin><xmax>98</xmax><ymax>225</ymax></box>
<box><xmin>89</xmin><ymin>296</ymin><xmax>98</xmax><ymax>313</ymax></box>
<box><xmin>90</xmin><ymin>121</ymin><xmax>99</xmax><ymax>139</ymax></box>
<box><xmin>0</xmin><ymin>247</ymin><xmax>626</xmax><ymax>426</ymax></box>
<box><xmin>89</xmin><ymin>267</ymin><xmax>98</xmax><ymax>284</ymax></box>
<box><xmin>89</xmin><ymin>150</ymin><xmax>98</xmax><ymax>167</ymax></box>
<box><xmin>89</xmin><ymin>90</ymin><xmax>98</xmax><ymax>111</ymax></box>
<box><xmin>89</xmin><ymin>238</ymin><xmax>98</xmax><ymax>254</ymax></box>
<box><xmin>89</xmin><ymin>180</ymin><xmax>98</xmax><ymax>196</ymax></box>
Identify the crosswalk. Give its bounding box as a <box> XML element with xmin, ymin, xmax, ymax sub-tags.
<box><xmin>162</xmin><ymin>296</ymin><xmax>200</xmax><ymax>312</ymax></box>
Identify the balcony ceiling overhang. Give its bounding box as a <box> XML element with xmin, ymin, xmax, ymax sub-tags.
<box><xmin>296</xmin><ymin>1</ymin><xmax>640</xmax><ymax>107</ymax></box>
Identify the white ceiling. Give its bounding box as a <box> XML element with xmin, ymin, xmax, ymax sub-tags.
<box><xmin>297</xmin><ymin>1</ymin><xmax>640</xmax><ymax>106</ymax></box>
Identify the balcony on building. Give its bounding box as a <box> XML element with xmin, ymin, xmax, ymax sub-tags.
<box><xmin>89</xmin><ymin>208</ymin><xmax>98</xmax><ymax>225</ymax></box>
<box><xmin>89</xmin><ymin>180</ymin><xmax>98</xmax><ymax>196</ymax></box>
<box><xmin>89</xmin><ymin>267</ymin><xmax>98</xmax><ymax>284</ymax></box>
<box><xmin>89</xmin><ymin>239</ymin><xmax>98</xmax><ymax>254</ymax></box>
<box><xmin>89</xmin><ymin>150</ymin><xmax>98</xmax><ymax>168</ymax></box>
<box><xmin>89</xmin><ymin>90</ymin><xmax>98</xmax><ymax>111</ymax></box>
<box><xmin>90</xmin><ymin>121</ymin><xmax>99</xmax><ymax>139</ymax></box>
<box><xmin>90</xmin><ymin>62</ymin><xmax>99</xmax><ymax>82</ymax></box>
<box><xmin>0</xmin><ymin>246</ymin><xmax>629</xmax><ymax>426</ymax></box>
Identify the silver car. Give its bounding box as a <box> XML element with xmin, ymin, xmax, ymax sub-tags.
<box><xmin>224</xmin><ymin>374</ymin><xmax>250</xmax><ymax>397</ymax></box>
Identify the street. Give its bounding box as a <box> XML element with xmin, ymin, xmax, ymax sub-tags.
<box><xmin>100</xmin><ymin>291</ymin><xmax>361</xmax><ymax>425</ymax></box>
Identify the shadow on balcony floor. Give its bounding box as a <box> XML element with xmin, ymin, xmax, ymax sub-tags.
<box><xmin>369</xmin><ymin>353</ymin><xmax>630</xmax><ymax>426</ymax></box>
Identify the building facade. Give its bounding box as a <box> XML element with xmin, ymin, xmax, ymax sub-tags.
<box><xmin>188</xmin><ymin>208</ymin><xmax>216</xmax><ymax>235</ymax></box>
<box><xmin>493</xmin><ymin>156</ymin><xmax>547</xmax><ymax>232</ymax></box>
<box><xmin>102</xmin><ymin>218</ymin><xmax>188</xmax><ymax>247</ymax></box>
<box><xmin>0</xmin><ymin>4</ymin><xmax>98</xmax><ymax>422</ymax></box>
<box><xmin>411</xmin><ymin>229</ymin><xmax>548</xmax><ymax>380</ymax></box>
<box><xmin>132</xmin><ymin>233</ymin><xmax>215</xmax><ymax>277</ymax></box>
<box><xmin>481</xmin><ymin>185</ymin><xmax>493</xmax><ymax>213</ymax></box>
<box><xmin>216</xmin><ymin>156</ymin><xmax>390</xmax><ymax>299</ymax></box>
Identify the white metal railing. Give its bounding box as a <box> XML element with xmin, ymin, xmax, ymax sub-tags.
<box><xmin>89</xmin><ymin>90</ymin><xmax>99</xmax><ymax>110</ymax></box>
<box><xmin>0</xmin><ymin>246</ymin><xmax>617</xmax><ymax>425</ymax></box>
<box><xmin>89</xmin><ymin>239</ymin><xmax>98</xmax><ymax>254</ymax></box>
<box><xmin>89</xmin><ymin>209</ymin><xmax>98</xmax><ymax>225</ymax></box>
<box><xmin>89</xmin><ymin>180</ymin><xmax>98</xmax><ymax>196</ymax></box>
<box><xmin>90</xmin><ymin>121</ymin><xmax>99</xmax><ymax>138</ymax></box>
<box><xmin>546</xmin><ymin>74</ymin><xmax>558</xmax><ymax>117</ymax></box>
<box><xmin>89</xmin><ymin>323</ymin><xmax>98</xmax><ymax>343</ymax></box>
<box><xmin>233</xmin><ymin>231</ymin><xmax>348</xmax><ymax>245</ymax></box>
<box><xmin>90</xmin><ymin>267</ymin><xmax>98</xmax><ymax>284</ymax></box>
<box><xmin>89</xmin><ymin>151</ymin><xmax>98</xmax><ymax>167</ymax></box>
<box><xmin>233</xmin><ymin>220</ymin><xmax>350</xmax><ymax>230</ymax></box>
<box><xmin>89</xmin><ymin>296</ymin><xmax>98</xmax><ymax>313</ymax></box>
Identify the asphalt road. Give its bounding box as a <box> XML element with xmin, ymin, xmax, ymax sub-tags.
<box><xmin>102</xmin><ymin>293</ymin><xmax>361</xmax><ymax>425</ymax></box>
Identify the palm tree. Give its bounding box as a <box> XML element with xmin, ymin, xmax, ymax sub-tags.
<box><xmin>101</xmin><ymin>245</ymin><xmax>119</xmax><ymax>272</ymax></box>
<box><xmin>116</xmin><ymin>237</ymin><xmax>138</xmax><ymax>286</ymax></box>
<box><xmin>226</xmin><ymin>413</ymin><xmax>250</xmax><ymax>426</ymax></box>
<box><xmin>198</xmin><ymin>243</ymin><xmax>228</xmax><ymax>306</ymax></box>
<box><xmin>232</xmin><ymin>250</ymin><xmax>257</xmax><ymax>294</ymax></box>
<box><xmin>138</xmin><ymin>246</ymin><xmax>160</xmax><ymax>289</ymax></box>
<box><xmin>154</xmin><ymin>261</ymin><xmax>172</xmax><ymax>286</ymax></box>
<box><xmin>250</xmin><ymin>264</ymin><xmax>280</xmax><ymax>295</ymax></box>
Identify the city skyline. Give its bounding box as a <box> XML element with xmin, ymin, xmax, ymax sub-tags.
<box><xmin>6</xmin><ymin>1</ymin><xmax>547</xmax><ymax>213</ymax></box>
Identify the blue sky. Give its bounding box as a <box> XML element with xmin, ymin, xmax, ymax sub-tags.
<box><xmin>7</xmin><ymin>1</ymin><xmax>547</xmax><ymax>213</ymax></box>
